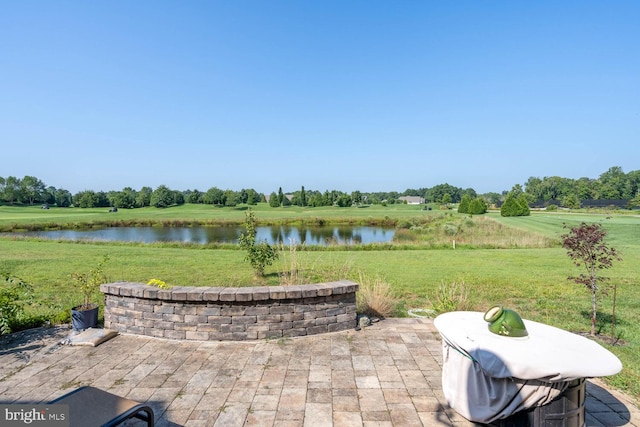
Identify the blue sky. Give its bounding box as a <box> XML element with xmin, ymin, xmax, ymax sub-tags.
<box><xmin>2</xmin><ymin>1</ymin><xmax>638</xmax><ymax>195</ymax></box>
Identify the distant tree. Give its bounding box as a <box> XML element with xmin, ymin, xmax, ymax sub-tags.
<box><xmin>223</xmin><ymin>190</ymin><xmax>239</xmax><ymax>207</ymax></box>
<box><xmin>203</xmin><ymin>187</ymin><xmax>225</xmax><ymax>205</ymax></box>
<box><xmin>268</xmin><ymin>192</ymin><xmax>280</xmax><ymax>207</ymax></box>
<box><xmin>173</xmin><ymin>190</ymin><xmax>185</xmax><ymax>206</ymax></box>
<box><xmin>441</xmin><ymin>193</ymin><xmax>452</xmax><ymax>205</ymax></box>
<box><xmin>185</xmin><ymin>189</ymin><xmax>203</xmax><ymax>204</ymax></box>
<box><xmin>108</xmin><ymin>187</ymin><xmax>137</xmax><ymax>209</ymax></box>
<box><xmin>351</xmin><ymin>190</ymin><xmax>363</xmax><ymax>205</ymax></box>
<box><xmin>150</xmin><ymin>185</ymin><xmax>174</xmax><ymax>208</ymax></box>
<box><xmin>300</xmin><ymin>186</ymin><xmax>306</xmax><ymax>207</ymax></box>
<box><xmin>54</xmin><ymin>188</ymin><xmax>73</xmax><ymax>207</ymax></box>
<box><xmin>277</xmin><ymin>187</ymin><xmax>284</xmax><ymax>206</ymax></box>
<box><xmin>561</xmin><ymin>223</ymin><xmax>621</xmax><ymax>336</ymax></box>
<box><xmin>483</xmin><ymin>192</ymin><xmax>502</xmax><ymax>206</ymax></box>
<box><xmin>136</xmin><ymin>187</ymin><xmax>152</xmax><ymax>207</ymax></box>
<box><xmin>2</xmin><ymin>176</ymin><xmax>21</xmax><ymax>204</ymax></box>
<box><xmin>562</xmin><ymin>194</ymin><xmax>581</xmax><ymax>209</ymax></box>
<box><xmin>458</xmin><ymin>194</ymin><xmax>471</xmax><ymax>214</ymax></box>
<box><xmin>74</xmin><ymin>190</ymin><xmax>99</xmax><ymax>208</ymax></box>
<box><xmin>425</xmin><ymin>183</ymin><xmax>463</xmax><ymax>203</ymax></box>
<box><xmin>468</xmin><ymin>197</ymin><xmax>488</xmax><ymax>214</ymax></box>
<box><xmin>500</xmin><ymin>193</ymin><xmax>530</xmax><ymax>217</ymax></box>
<box><xmin>20</xmin><ymin>176</ymin><xmax>45</xmax><ymax>205</ymax></box>
<box><xmin>335</xmin><ymin>194</ymin><xmax>352</xmax><ymax>207</ymax></box>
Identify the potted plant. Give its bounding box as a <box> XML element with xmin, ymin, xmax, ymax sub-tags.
<box><xmin>70</xmin><ymin>255</ymin><xmax>109</xmax><ymax>331</ymax></box>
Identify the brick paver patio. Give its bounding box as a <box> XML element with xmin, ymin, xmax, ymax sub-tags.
<box><xmin>1</xmin><ymin>318</ymin><xmax>638</xmax><ymax>426</ymax></box>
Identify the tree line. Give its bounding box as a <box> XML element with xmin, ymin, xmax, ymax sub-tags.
<box><xmin>0</xmin><ymin>166</ymin><xmax>638</xmax><ymax>209</ymax></box>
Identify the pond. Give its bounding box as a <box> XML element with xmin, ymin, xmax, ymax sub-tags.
<box><xmin>7</xmin><ymin>225</ymin><xmax>395</xmax><ymax>246</ymax></box>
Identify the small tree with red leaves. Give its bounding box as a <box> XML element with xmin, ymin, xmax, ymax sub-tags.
<box><xmin>561</xmin><ymin>222</ymin><xmax>621</xmax><ymax>336</ymax></box>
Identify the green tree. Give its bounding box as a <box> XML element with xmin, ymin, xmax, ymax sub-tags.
<box><xmin>150</xmin><ymin>185</ymin><xmax>174</xmax><ymax>208</ymax></box>
<box><xmin>300</xmin><ymin>186</ymin><xmax>306</xmax><ymax>207</ymax></box>
<box><xmin>562</xmin><ymin>194</ymin><xmax>581</xmax><ymax>209</ymax></box>
<box><xmin>185</xmin><ymin>189</ymin><xmax>203</xmax><ymax>204</ymax></box>
<box><xmin>500</xmin><ymin>193</ymin><xmax>530</xmax><ymax>217</ymax></box>
<box><xmin>561</xmin><ymin>223</ymin><xmax>621</xmax><ymax>336</ymax></box>
<box><xmin>136</xmin><ymin>187</ymin><xmax>152</xmax><ymax>207</ymax></box>
<box><xmin>238</xmin><ymin>210</ymin><xmax>279</xmax><ymax>277</ymax></box>
<box><xmin>74</xmin><ymin>190</ymin><xmax>99</xmax><ymax>208</ymax></box>
<box><xmin>458</xmin><ymin>194</ymin><xmax>471</xmax><ymax>214</ymax></box>
<box><xmin>469</xmin><ymin>197</ymin><xmax>488</xmax><ymax>214</ymax></box>
<box><xmin>268</xmin><ymin>192</ymin><xmax>280</xmax><ymax>207</ymax></box>
<box><xmin>20</xmin><ymin>175</ymin><xmax>45</xmax><ymax>205</ymax></box>
<box><xmin>224</xmin><ymin>190</ymin><xmax>239</xmax><ymax>207</ymax></box>
<box><xmin>278</xmin><ymin>187</ymin><xmax>284</xmax><ymax>206</ymax></box>
<box><xmin>2</xmin><ymin>176</ymin><xmax>21</xmax><ymax>204</ymax></box>
<box><xmin>203</xmin><ymin>187</ymin><xmax>225</xmax><ymax>205</ymax></box>
<box><xmin>54</xmin><ymin>188</ymin><xmax>73</xmax><ymax>207</ymax></box>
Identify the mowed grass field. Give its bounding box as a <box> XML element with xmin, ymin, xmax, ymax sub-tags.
<box><xmin>1</xmin><ymin>203</ymin><xmax>639</xmax><ymax>401</ymax></box>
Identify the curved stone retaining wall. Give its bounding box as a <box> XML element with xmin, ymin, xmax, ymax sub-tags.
<box><xmin>100</xmin><ymin>281</ymin><xmax>358</xmax><ymax>341</ymax></box>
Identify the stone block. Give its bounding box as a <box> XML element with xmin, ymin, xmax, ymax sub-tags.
<box><xmin>281</xmin><ymin>312</ymin><xmax>304</xmax><ymax>322</ymax></box>
<box><xmin>257</xmin><ymin>314</ymin><xmax>281</xmax><ymax>323</ymax></box>
<box><xmin>283</xmin><ymin>328</ymin><xmax>307</xmax><ymax>337</ymax></box>
<box><xmin>337</xmin><ymin>313</ymin><xmax>356</xmax><ymax>323</ymax></box>
<box><xmin>221</xmin><ymin>324</ymin><xmax>246</xmax><ymax>333</ymax></box>
<box><xmin>175</xmin><ymin>305</ymin><xmax>198</xmax><ymax>315</ymax></box>
<box><xmin>186</xmin><ymin>331</ymin><xmax>209</xmax><ymax>340</ymax></box>
<box><xmin>142</xmin><ymin>312</ymin><xmax>163</xmax><ymax>321</ymax></box>
<box><xmin>315</xmin><ymin>317</ymin><xmax>337</xmax><ymax>326</ymax></box>
<box><xmin>259</xmin><ymin>330</ymin><xmax>283</xmax><ymax>339</ymax></box>
<box><xmin>163</xmin><ymin>314</ymin><xmax>184</xmax><ymax>323</ymax></box>
<box><xmin>245</xmin><ymin>306</ymin><xmax>270</xmax><ymax>316</ymax></box>
<box><xmin>196</xmin><ymin>323</ymin><xmax>221</xmax><ymax>332</ymax></box>
<box><xmin>232</xmin><ymin>316</ymin><xmax>257</xmax><ymax>325</ymax></box>
<box><xmin>329</xmin><ymin>322</ymin><xmax>354</xmax><ymax>332</ymax></box>
<box><xmin>197</xmin><ymin>306</ymin><xmax>221</xmax><ymax>316</ymax></box>
<box><xmin>235</xmin><ymin>288</ymin><xmax>253</xmax><ymax>302</ymax></box>
<box><xmin>154</xmin><ymin>305</ymin><xmax>174</xmax><ymax>314</ymax></box>
<box><xmin>208</xmin><ymin>316</ymin><xmax>232</xmax><ymax>324</ymax></box>
<box><xmin>203</xmin><ymin>287</ymin><xmax>221</xmax><ymax>301</ymax></box>
<box><xmin>184</xmin><ymin>314</ymin><xmax>208</xmax><ymax>325</ymax></box>
<box><xmin>219</xmin><ymin>288</ymin><xmax>238</xmax><ymax>301</ymax></box>
<box><xmin>165</xmin><ymin>330</ymin><xmax>187</xmax><ymax>340</ymax></box>
<box><xmin>143</xmin><ymin>288</ymin><xmax>158</xmax><ymax>299</ymax></box>
<box><xmin>284</xmin><ymin>286</ymin><xmax>302</xmax><ymax>299</ymax></box>
<box><xmin>252</xmin><ymin>286</ymin><xmax>271</xmax><ymax>300</ymax></box>
<box><xmin>170</xmin><ymin>287</ymin><xmax>188</xmax><ymax>301</ymax></box>
<box><xmin>186</xmin><ymin>289</ymin><xmax>204</xmax><ymax>301</ymax></box>
<box><xmin>307</xmin><ymin>325</ymin><xmax>329</xmax><ymax>335</ymax></box>
<box><xmin>221</xmin><ymin>306</ymin><xmax>245</xmax><ymax>316</ymax></box>
<box><xmin>326</xmin><ymin>307</ymin><xmax>346</xmax><ymax>317</ymax></box>
<box><xmin>269</xmin><ymin>286</ymin><xmax>286</xmax><ymax>300</ymax></box>
<box><xmin>270</xmin><ymin>305</ymin><xmax>294</xmax><ymax>315</ymax></box>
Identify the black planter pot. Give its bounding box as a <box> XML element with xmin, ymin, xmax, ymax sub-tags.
<box><xmin>71</xmin><ymin>304</ymin><xmax>99</xmax><ymax>331</ymax></box>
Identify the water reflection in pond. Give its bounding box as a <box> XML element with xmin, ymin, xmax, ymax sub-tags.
<box><xmin>8</xmin><ymin>225</ymin><xmax>395</xmax><ymax>246</ymax></box>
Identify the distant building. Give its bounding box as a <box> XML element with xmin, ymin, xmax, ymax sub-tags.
<box><xmin>398</xmin><ymin>196</ymin><xmax>425</xmax><ymax>205</ymax></box>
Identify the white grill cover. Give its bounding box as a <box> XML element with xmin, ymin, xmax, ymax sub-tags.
<box><xmin>434</xmin><ymin>311</ymin><xmax>622</xmax><ymax>423</ymax></box>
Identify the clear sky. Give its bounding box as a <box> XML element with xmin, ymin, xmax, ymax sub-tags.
<box><xmin>2</xmin><ymin>1</ymin><xmax>638</xmax><ymax>195</ymax></box>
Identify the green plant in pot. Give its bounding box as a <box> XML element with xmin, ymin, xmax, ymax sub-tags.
<box><xmin>70</xmin><ymin>255</ymin><xmax>109</xmax><ymax>331</ymax></box>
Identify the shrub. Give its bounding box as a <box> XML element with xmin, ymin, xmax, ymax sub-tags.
<box><xmin>500</xmin><ymin>193</ymin><xmax>530</xmax><ymax>217</ymax></box>
<box><xmin>0</xmin><ymin>273</ymin><xmax>34</xmax><ymax>335</ymax></box>
<box><xmin>468</xmin><ymin>198</ymin><xmax>488</xmax><ymax>214</ymax></box>
<box><xmin>458</xmin><ymin>194</ymin><xmax>471</xmax><ymax>214</ymax></box>
<box><xmin>239</xmin><ymin>209</ymin><xmax>279</xmax><ymax>277</ymax></box>
<box><xmin>356</xmin><ymin>272</ymin><xmax>397</xmax><ymax>318</ymax></box>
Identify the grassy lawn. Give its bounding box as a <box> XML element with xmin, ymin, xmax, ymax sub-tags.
<box><xmin>1</xmin><ymin>203</ymin><xmax>639</xmax><ymax>401</ymax></box>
